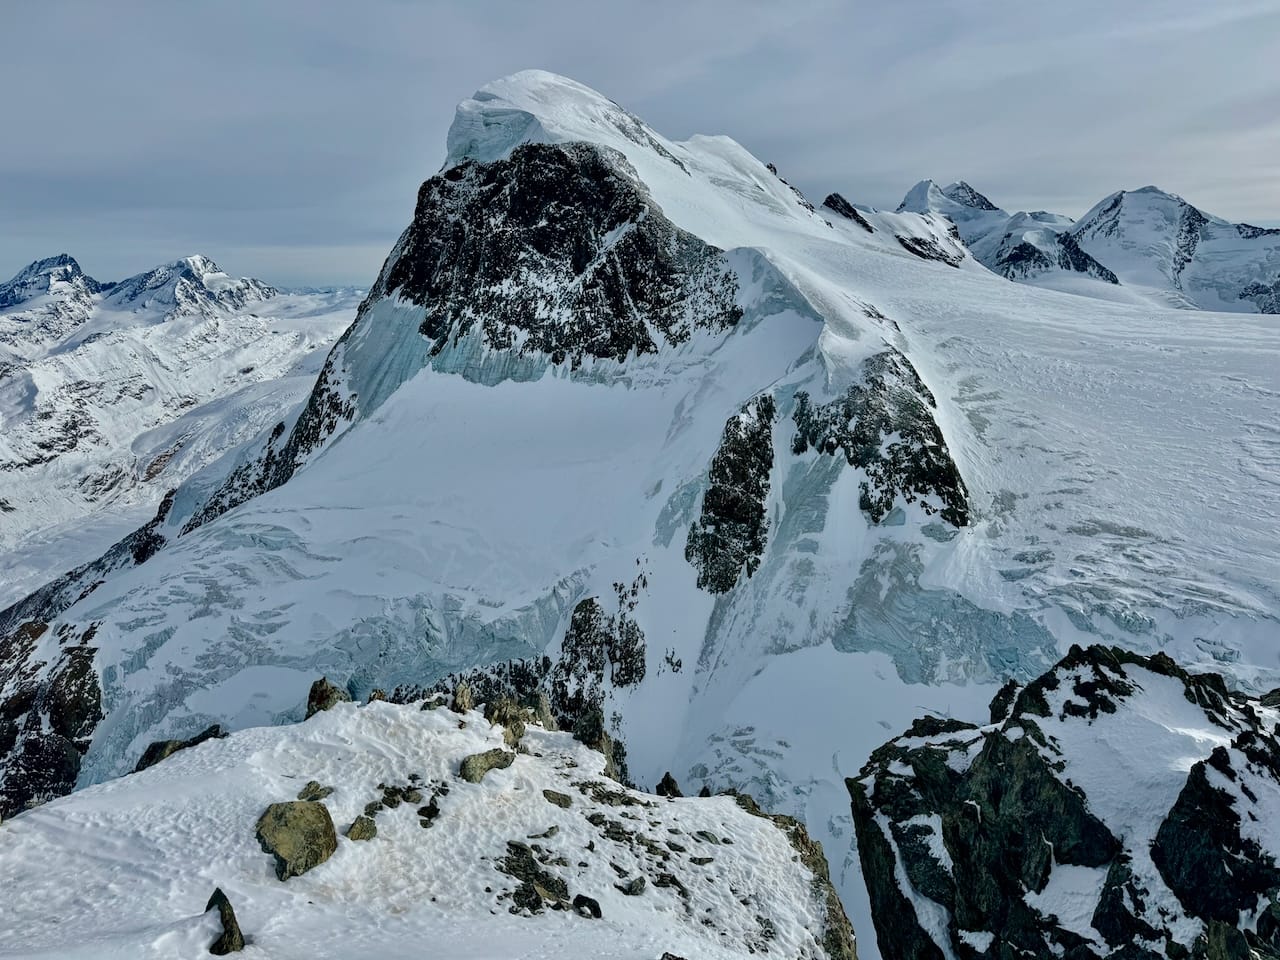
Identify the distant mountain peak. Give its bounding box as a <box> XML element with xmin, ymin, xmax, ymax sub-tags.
<box><xmin>942</xmin><ymin>180</ymin><xmax>1000</xmax><ymax>211</ymax></box>
<box><xmin>0</xmin><ymin>254</ymin><xmax>103</xmax><ymax>309</ymax></box>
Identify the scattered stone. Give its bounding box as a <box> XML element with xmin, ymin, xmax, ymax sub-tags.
<box><xmin>667</xmin><ymin>840</ymin><xmax>687</xmax><ymax>853</ymax></box>
<box><xmin>205</xmin><ymin>887</ymin><xmax>244</xmax><ymax>955</ymax></box>
<box><xmin>690</xmin><ymin>856</ymin><xmax>713</xmax><ymax>866</ymax></box>
<box><xmin>134</xmin><ymin>724</ymin><xmax>226</xmax><ymax>773</ymax></box>
<box><xmin>484</xmin><ymin>696</ymin><xmax>528</xmax><ymax>747</ymax></box>
<box><xmin>363</xmin><ymin>800</ymin><xmax>383</xmax><ymax>817</ymax></box>
<box><xmin>304</xmin><ymin>678</ymin><xmax>351</xmax><ymax>719</ymax></box>
<box><xmin>656</xmin><ymin>771</ymin><xmax>683</xmax><ymax>798</ymax></box>
<box><xmin>295</xmin><ymin>780</ymin><xmax>333</xmax><ymax>802</ymax></box>
<box><xmin>572</xmin><ymin>893</ymin><xmax>602</xmax><ymax>919</ymax></box>
<box><xmin>346</xmin><ymin>815</ymin><xmax>377</xmax><ymax>841</ymax></box>
<box><xmin>694</xmin><ymin>830</ymin><xmax>721</xmax><ymax>845</ymax></box>
<box><xmin>615</xmin><ymin>876</ymin><xmax>646</xmax><ymax>896</ymax></box>
<box><xmin>498</xmin><ymin>840</ymin><xmax>569</xmax><ymax>915</ymax></box>
<box><xmin>542</xmin><ymin>788</ymin><xmax>573</xmax><ymax>808</ymax></box>
<box><xmin>528</xmin><ymin>825</ymin><xmax>559</xmax><ymax>840</ymax></box>
<box><xmin>459</xmin><ymin>748</ymin><xmax>515</xmax><ymax>783</ymax></box>
<box><xmin>418</xmin><ymin>795</ymin><xmax>441</xmax><ymax>825</ymax></box>
<box><xmin>255</xmin><ymin>801</ymin><xmax>338</xmax><ymax>880</ymax></box>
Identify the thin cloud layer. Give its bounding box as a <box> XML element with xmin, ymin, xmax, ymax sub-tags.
<box><xmin>3</xmin><ymin>0</ymin><xmax>1277</xmax><ymax>285</ymax></box>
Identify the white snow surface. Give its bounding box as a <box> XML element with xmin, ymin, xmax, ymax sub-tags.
<box><xmin>0</xmin><ymin>699</ymin><xmax>842</xmax><ymax>959</ymax></box>
<box><xmin>5</xmin><ymin>71</ymin><xmax>1280</xmax><ymax>958</ymax></box>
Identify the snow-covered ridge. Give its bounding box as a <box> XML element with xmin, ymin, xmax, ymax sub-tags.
<box><xmin>0</xmin><ymin>696</ymin><xmax>856</xmax><ymax>959</ymax></box>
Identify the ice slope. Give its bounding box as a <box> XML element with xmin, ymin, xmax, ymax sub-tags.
<box><xmin>2</xmin><ymin>71</ymin><xmax>1279</xmax><ymax>957</ymax></box>
<box><xmin>0</xmin><ymin>698</ymin><xmax>852</xmax><ymax>959</ymax></box>
<box><xmin>0</xmin><ymin>259</ymin><xmax>359</xmax><ymax>604</ymax></box>
<box><xmin>1071</xmin><ymin>186</ymin><xmax>1280</xmax><ymax>312</ymax></box>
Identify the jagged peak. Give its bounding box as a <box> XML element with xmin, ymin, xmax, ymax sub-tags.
<box><xmin>0</xmin><ymin>254</ymin><xmax>102</xmax><ymax>308</ymax></box>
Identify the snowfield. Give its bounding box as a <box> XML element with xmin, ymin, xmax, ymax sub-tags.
<box><xmin>0</xmin><ymin>698</ymin><xmax>848</xmax><ymax>959</ymax></box>
<box><xmin>1</xmin><ymin>71</ymin><xmax>1278</xmax><ymax>960</ymax></box>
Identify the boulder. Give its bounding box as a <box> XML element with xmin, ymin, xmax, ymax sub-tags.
<box><xmin>656</xmin><ymin>772</ymin><xmax>682</xmax><ymax>798</ymax></box>
<box><xmin>542</xmin><ymin>789</ymin><xmax>573</xmax><ymax>809</ymax></box>
<box><xmin>450</xmin><ymin>681</ymin><xmax>474</xmax><ymax>714</ymax></box>
<box><xmin>346</xmin><ymin>815</ymin><xmax>377</xmax><ymax>841</ymax></box>
<box><xmin>572</xmin><ymin>893</ymin><xmax>602</xmax><ymax>918</ymax></box>
<box><xmin>459</xmin><ymin>748</ymin><xmax>514</xmax><ymax>783</ymax></box>
<box><xmin>134</xmin><ymin>724</ymin><xmax>225</xmax><ymax>773</ymax></box>
<box><xmin>205</xmin><ymin>887</ymin><xmax>244</xmax><ymax>955</ymax></box>
<box><xmin>304</xmin><ymin>677</ymin><xmax>351</xmax><ymax>718</ymax></box>
<box><xmin>255</xmin><ymin>801</ymin><xmax>338</xmax><ymax>880</ymax></box>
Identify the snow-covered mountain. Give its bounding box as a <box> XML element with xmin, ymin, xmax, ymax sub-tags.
<box><xmin>0</xmin><ymin>255</ymin><xmax>359</xmax><ymax>603</ymax></box>
<box><xmin>897</xmin><ymin>180</ymin><xmax>1119</xmax><ymax>294</ymax></box>
<box><xmin>0</xmin><ymin>694</ymin><xmax>855</xmax><ymax>959</ymax></box>
<box><xmin>0</xmin><ymin>71</ymin><xmax>1278</xmax><ymax>958</ymax></box>
<box><xmin>1071</xmin><ymin>186</ymin><xmax>1280</xmax><ymax>311</ymax></box>
<box><xmin>897</xmin><ymin>180</ymin><xmax>1280</xmax><ymax>311</ymax></box>
<box><xmin>853</xmin><ymin>644</ymin><xmax>1280</xmax><ymax>959</ymax></box>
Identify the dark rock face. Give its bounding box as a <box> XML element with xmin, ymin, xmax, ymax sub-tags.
<box><xmin>895</xmin><ymin>234</ymin><xmax>964</xmax><ymax>267</ymax></box>
<box><xmin>400</xmin><ymin>142</ymin><xmax>742</xmax><ymax>364</ymax></box>
<box><xmin>1240</xmin><ymin>278</ymin><xmax>1280</xmax><ymax>314</ymax></box>
<box><xmin>205</xmin><ymin>887</ymin><xmax>245</xmax><ymax>955</ymax></box>
<box><xmin>995</xmin><ymin>233</ymin><xmax>1119</xmax><ymax>284</ymax></box>
<box><xmin>255</xmin><ymin>801</ymin><xmax>338</xmax><ymax>880</ymax></box>
<box><xmin>686</xmin><ymin>395</ymin><xmax>776</xmax><ymax>593</ymax></box>
<box><xmin>793</xmin><ymin>349</ymin><xmax>969</xmax><ymax>527</ymax></box>
<box><xmin>134</xmin><ymin>723</ymin><xmax>226</xmax><ymax>773</ymax></box>
<box><xmin>941</xmin><ymin>181</ymin><xmax>1000</xmax><ymax>212</ymax></box>
<box><xmin>851</xmin><ymin>643</ymin><xmax>1280</xmax><ymax>960</ymax></box>
<box><xmin>822</xmin><ymin>193</ymin><xmax>874</xmax><ymax>233</ymax></box>
<box><xmin>304</xmin><ymin>677</ymin><xmax>352</xmax><ymax>719</ymax></box>
<box><xmin>0</xmin><ymin>629</ymin><xmax>103</xmax><ymax>817</ymax></box>
<box><xmin>1172</xmin><ymin>205</ymin><xmax>1209</xmax><ymax>288</ymax></box>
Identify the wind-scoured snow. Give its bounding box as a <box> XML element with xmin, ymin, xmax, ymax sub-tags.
<box><xmin>0</xmin><ymin>699</ymin><xmax>847</xmax><ymax>959</ymax></box>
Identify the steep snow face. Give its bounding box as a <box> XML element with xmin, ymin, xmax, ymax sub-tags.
<box><xmin>0</xmin><ymin>265</ymin><xmax>358</xmax><ymax>605</ymax></box>
<box><xmin>1071</xmin><ymin>186</ymin><xmax>1280</xmax><ymax>312</ymax></box>
<box><xmin>851</xmin><ymin>645</ymin><xmax>1280</xmax><ymax>959</ymax></box>
<box><xmin>0</xmin><ymin>698</ymin><xmax>855</xmax><ymax>959</ymax></box>
<box><xmin>0</xmin><ymin>71</ymin><xmax>1278</xmax><ymax>959</ymax></box>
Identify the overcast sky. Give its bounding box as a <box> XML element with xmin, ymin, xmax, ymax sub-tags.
<box><xmin>4</xmin><ymin>0</ymin><xmax>1279</xmax><ymax>286</ymax></box>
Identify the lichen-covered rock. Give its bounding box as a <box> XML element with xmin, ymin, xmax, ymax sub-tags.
<box><xmin>459</xmin><ymin>748</ymin><xmax>515</xmax><ymax>783</ymax></box>
<box><xmin>792</xmin><ymin>349</ymin><xmax>969</xmax><ymax>526</ymax></box>
<box><xmin>205</xmin><ymin>887</ymin><xmax>244</xmax><ymax>955</ymax></box>
<box><xmin>686</xmin><ymin>395</ymin><xmax>776</xmax><ymax>593</ymax></box>
<box><xmin>850</xmin><ymin>644</ymin><xmax>1280</xmax><ymax>959</ymax></box>
<box><xmin>450</xmin><ymin>681</ymin><xmax>474</xmax><ymax>714</ymax></box>
<box><xmin>296</xmin><ymin>780</ymin><xmax>334</xmax><ymax>802</ymax></box>
<box><xmin>134</xmin><ymin>723</ymin><xmax>226</xmax><ymax>773</ymax></box>
<box><xmin>255</xmin><ymin>801</ymin><xmax>338</xmax><ymax>880</ymax></box>
<box><xmin>304</xmin><ymin>677</ymin><xmax>350</xmax><ymax>719</ymax></box>
<box><xmin>346</xmin><ymin>815</ymin><xmax>377</xmax><ymax>841</ymax></box>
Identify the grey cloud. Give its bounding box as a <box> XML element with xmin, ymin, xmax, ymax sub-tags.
<box><xmin>2</xmin><ymin>0</ymin><xmax>1276</xmax><ymax>285</ymax></box>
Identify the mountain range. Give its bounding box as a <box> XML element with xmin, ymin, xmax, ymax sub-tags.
<box><xmin>0</xmin><ymin>254</ymin><xmax>359</xmax><ymax>604</ymax></box>
<box><xmin>897</xmin><ymin>179</ymin><xmax>1280</xmax><ymax>310</ymax></box>
<box><xmin>0</xmin><ymin>71</ymin><xmax>1278</xmax><ymax>960</ymax></box>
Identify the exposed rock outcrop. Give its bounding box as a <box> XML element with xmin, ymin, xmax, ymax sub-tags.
<box><xmin>134</xmin><ymin>724</ymin><xmax>226</xmax><ymax>773</ymax></box>
<box><xmin>850</xmin><ymin>644</ymin><xmax>1280</xmax><ymax>959</ymax></box>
